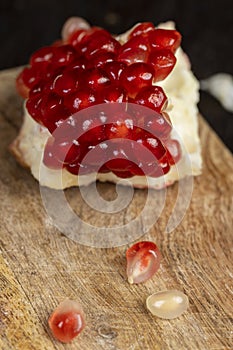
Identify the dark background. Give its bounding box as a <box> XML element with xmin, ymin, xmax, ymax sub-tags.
<box><xmin>1</xmin><ymin>0</ymin><xmax>233</xmax><ymax>151</ymax></box>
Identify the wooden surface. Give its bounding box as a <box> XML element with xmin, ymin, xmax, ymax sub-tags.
<box><xmin>0</xmin><ymin>68</ymin><xmax>233</xmax><ymax>350</ymax></box>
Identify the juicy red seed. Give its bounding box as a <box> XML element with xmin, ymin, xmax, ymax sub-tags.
<box><xmin>126</xmin><ymin>241</ymin><xmax>161</xmax><ymax>284</ymax></box>
<box><xmin>103</xmin><ymin>61</ymin><xmax>126</xmax><ymax>81</ymax></box>
<box><xmin>26</xmin><ymin>94</ymin><xmax>43</xmax><ymax>124</ymax></box>
<box><xmin>149</xmin><ymin>29</ymin><xmax>181</xmax><ymax>53</ymax></box>
<box><xmin>66</xmin><ymin>57</ymin><xmax>86</xmax><ymax>71</ymax></box>
<box><xmin>83</xmin><ymin>142</ymin><xmax>108</xmax><ymax>168</ymax></box>
<box><xmin>117</xmin><ymin>45</ymin><xmax>149</xmax><ymax>65</ymax></box>
<box><xmin>81</xmin><ymin>67</ymin><xmax>111</xmax><ymax>89</ymax></box>
<box><xmin>134</xmin><ymin>86</ymin><xmax>168</xmax><ymax>113</ymax></box>
<box><xmin>106</xmin><ymin>112</ymin><xmax>134</xmax><ymax>139</ymax></box>
<box><xmin>48</xmin><ymin>300</ymin><xmax>85</xmax><ymax>343</ymax></box>
<box><xmin>105</xmin><ymin>140</ymin><xmax>135</xmax><ymax>172</ymax></box>
<box><xmin>89</xmin><ymin>51</ymin><xmax>116</xmax><ymax>68</ymax></box>
<box><xmin>52</xmin><ymin>70</ymin><xmax>79</xmax><ymax>96</ymax></box>
<box><xmin>101</xmin><ymin>85</ymin><xmax>127</xmax><ymax>103</ymax></box>
<box><xmin>29</xmin><ymin>79</ymin><xmax>47</xmax><ymax>97</ymax></box>
<box><xmin>43</xmin><ymin>138</ymin><xmax>63</xmax><ymax>170</ymax></box>
<box><xmin>66</xmin><ymin>159</ymin><xmax>95</xmax><ymax>175</ymax></box>
<box><xmin>64</xmin><ymin>88</ymin><xmax>98</xmax><ymax>113</ymax></box>
<box><xmin>67</xmin><ymin>28</ymin><xmax>88</xmax><ymax>46</ymax></box>
<box><xmin>143</xmin><ymin>112</ymin><xmax>172</xmax><ymax>139</ymax></box>
<box><xmin>46</xmin><ymin>137</ymin><xmax>81</xmax><ymax>164</ymax></box>
<box><xmin>78</xmin><ymin>117</ymin><xmax>106</xmax><ymax>144</ymax></box>
<box><xmin>129</xmin><ymin>22</ymin><xmax>155</xmax><ymax>38</ymax></box>
<box><xmin>84</xmin><ymin>33</ymin><xmax>121</xmax><ymax>58</ymax></box>
<box><xmin>164</xmin><ymin>139</ymin><xmax>182</xmax><ymax>164</ymax></box>
<box><xmin>119</xmin><ymin>62</ymin><xmax>154</xmax><ymax>98</ymax></box>
<box><xmin>30</xmin><ymin>46</ymin><xmax>55</xmax><ymax>67</ymax></box>
<box><xmin>18</xmin><ymin>66</ymin><xmax>43</xmax><ymax>89</ymax></box>
<box><xmin>51</xmin><ymin>45</ymin><xmax>76</xmax><ymax>67</ymax></box>
<box><xmin>149</xmin><ymin>49</ymin><xmax>176</xmax><ymax>82</ymax></box>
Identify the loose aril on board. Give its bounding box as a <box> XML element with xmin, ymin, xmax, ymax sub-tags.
<box><xmin>48</xmin><ymin>299</ymin><xmax>85</xmax><ymax>343</ymax></box>
<box><xmin>146</xmin><ymin>290</ymin><xmax>189</xmax><ymax>319</ymax></box>
<box><xmin>126</xmin><ymin>241</ymin><xmax>161</xmax><ymax>284</ymax></box>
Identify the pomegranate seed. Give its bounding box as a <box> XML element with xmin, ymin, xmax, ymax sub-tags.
<box><xmin>64</xmin><ymin>88</ymin><xmax>98</xmax><ymax>113</ymax></box>
<box><xmin>84</xmin><ymin>33</ymin><xmax>120</xmax><ymax>58</ymax></box>
<box><xmin>101</xmin><ymin>85</ymin><xmax>127</xmax><ymax>103</ymax></box>
<box><xmin>66</xmin><ymin>56</ymin><xmax>86</xmax><ymax>71</ymax></box>
<box><xmin>40</xmin><ymin>92</ymin><xmax>70</xmax><ymax>132</ymax></box>
<box><xmin>103</xmin><ymin>61</ymin><xmax>126</xmax><ymax>81</ymax></box>
<box><xmin>149</xmin><ymin>29</ymin><xmax>181</xmax><ymax>53</ymax></box>
<box><xmin>89</xmin><ymin>51</ymin><xmax>116</xmax><ymax>68</ymax></box>
<box><xmin>51</xmin><ymin>45</ymin><xmax>76</xmax><ymax>67</ymax></box>
<box><xmin>26</xmin><ymin>94</ymin><xmax>43</xmax><ymax>124</ymax></box>
<box><xmin>164</xmin><ymin>139</ymin><xmax>182</xmax><ymax>164</ymax></box>
<box><xmin>81</xmin><ymin>67</ymin><xmax>110</xmax><ymax>90</ymax></box>
<box><xmin>105</xmin><ymin>140</ymin><xmax>135</xmax><ymax>172</ymax></box>
<box><xmin>118</xmin><ymin>43</ymin><xmax>149</xmax><ymax>65</ymax></box>
<box><xmin>44</xmin><ymin>137</ymin><xmax>81</xmax><ymax>165</ymax></box>
<box><xmin>129</xmin><ymin>22</ymin><xmax>155</xmax><ymax>38</ymax></box>
<box><xmin>52</xmin><ymin>70</ymin><xmax>79</xmax><ymax>96</ymax></box>
<box><xmin>146</xmin><ymin>290</ymin><xmax>189</xmax><ymax>319</ymax></box>
<box><xmin>17</xmin><ymin>66</ymin><xmax>43</xmax><ymax>90</ymax></box>
<box><xmin>143</xmin><ymin>112</ymin><xmax>172</xmax><ymax>139</ymax></box>
<box><xmin>67</xmin><ymin>28</ymin><xmax>89</xmax><ymax>46</ymax></box>
<box><xmin>134</xmin><ymin>86</ymin><xmax>167</xmax><ymax>113</ymax></box>
<box><xmin>126</xmin><ymin>241</ymin><xmax>161</xmax><ymax>284</ymax></box>
<box><xmin>149</xmin><ymin>49</ymin><xmax>176</xmax><ymax>82</ymax></box>
<box><xmin>78</xmin><ymin>115</ymin><xmax>106</xmax><ymax>144</ymax></box>
<box><xmin>119</xmin><ymin>62</ymin><xmax>154</xmax><ymax>98</ymax></box>
<box><xmin>43</xmin><ymin>137</ymin><xmax>63</xmax><ymax>169</ymax></box>
<box><xmin>30</xmin><ymin>46</ymin><xmax>55</xmax><ymax>68</ymax></box>
<box><xmin>48</xmin><ymin>299</ymin><xmax>85</xmax><ymax>343</ymax></box>
<box><xmin>83</xmin><ymin>142</ymin><xmax>108</xmax><ymax>168</ymax></box>
<box><xmin>106</xmin><ymin>112</ymin><xmax>134</xmax><ymax>139</ymax></box>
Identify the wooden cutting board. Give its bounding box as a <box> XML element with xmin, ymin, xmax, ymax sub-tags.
<box><xmin>0</xmin><ymin>68</ymin><xmax>232</xmax><ymax>350</ymax></box>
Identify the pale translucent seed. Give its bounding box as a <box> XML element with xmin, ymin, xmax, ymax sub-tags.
<box><xmin>146</xmin><ymin>290</ymin><xmax>189</xmax><ymax>319</ymax></box>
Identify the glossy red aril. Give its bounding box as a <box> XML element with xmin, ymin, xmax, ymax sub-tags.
<box><xmin>44</xmin><ymin>137</ymin><xmax>81</xmax><ymax>165</ymax></box>
<box><xmin>134</xmin><ymin>86</ymin><xmax>167</xmax><ymax>113</ymax></box>
<box><xmin>103</xmin><ymin>61</ymin><xmax>126</xmax><ymax>81</ymax></box>
<box><xmin>126</xmin><ymin>241</ymin><xmax>161</xmax><ymax>284</ymax></box>
<box><xmin>52</xmin><ymin>70</ymin><xmax>79</xmax><ymax>96</ymax></box>
<box><xmin>118</xmin><ymin>40</ymin><xmax>149</xmax><ymax>65</ymax></box>
<box><xmin>143</xmin><ymin>112</ymin><xmax>172</xmax><ymax>139</ymax></box>
<box><xmin>48</xmin><ymin>299</ymin><xmax>85</xmax><ymax>343</ymax></box>
<box><xmin>120</xmin><ymin>62</ymin><xmax>154</xmax><ymax>98</ymax></box>
<box><xmin>81</xmin><ymin>67</ymin><xmax>110</xmax><ymax>90</ymax></box>
<box><xmin>129</xmin><ymin>22</ymin><xmax>155</xmax><ymax>38</ymax></box>
<box><xmin>106</xmin><ymin>112</ymin><xmax>134</xmax><ymax>139</ymax></box>
<box><xmin>64</xmin><ymin>88</ymin><xmax>98</xmax><ymax>113</ymax></box>
<box><xmin>149</xmin><ymin>49</ymin><xmax>176</xmax><ymax>82</ymax></box>
<box><xmin>30</xmin><ymin>46</ymin><xmax>55</xmax><ymax>68</ymax></box>
<box><xmin>101</xmin><ymin>85</ymin><xmax>127</xmax><ymax>103</ymax></box>
<box><xmin>149</xmin><ymin>28</ymin><xmax>181</xmax><ymax>53</ymax></box>
<box><xmin>164</xmin><ymin>139</ymin><xmax>182</xmax><ymax>164</ymax></box>
<box><xmin>89</xmin><ymin>51</ymin><xmax>116</xmax><ymax>68</ymax></box>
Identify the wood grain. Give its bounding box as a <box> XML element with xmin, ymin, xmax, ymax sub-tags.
<box><xmin>0</xmin><ymin>68</ymin><xmax>233</xmax><ymax>350</ymax></box>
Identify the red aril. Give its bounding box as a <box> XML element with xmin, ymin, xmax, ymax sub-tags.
<box><xmin>64</xmin><ymin>88</ymin><xmax>98</xmax><ymax>113</ymax></box>
<box><xmin>30</xmin><ymin>46</ymin><xmax>55</xmax><ymax>68</ymax></box>
<box><xmin>118</xmin><ymin>43</ymin><xmax>149</xmax><ymax>65</ymax></box>
<box><xmin>106</xmin><ymin>112</ymin><xmax>134</xmax><ymax>139</ymax></box>
<box><xmin>101</xmin><ymin>85</ymin><xmax>127</xmax><ymax>103</ymax></box>
<box><xmin>48</xmin><ymin>299</ymin><xmax>85</xmax><ymax>343</ymax></box>
<box><xmin>84</xmin><ymin>33</ymin><xmax>120</xmax><ymax>58</ymax></box>
<box><xmin>149</xmin><ymin>49</ymin><xmax>176</xmax><ymax>82</ymax></box>
<box><xmin>126</xmin><ymin>241</ymin><xmax>161</xmax><ymax>284</ymax></box>
<box><xmin>102</xmin><ymin>61</ymin><xmax>126</xmax><ymax>82</ymax></box>
<box><xmin>164</xmin><ymin>139</ymin><xmax>182</xmax><ymax>164</ymax></box>
<box><xmin>129</xmin><ymin>22</ymin><xmax>155</xmax><ymax>38</ymax></box>
<box><xmin>149</xmin><ymin>28</ymin><xmax>181</xmax><ymax>53</ymax></box>
<box><xmin>50</xmin><ymin>45</ymin><xmax>76</xmax><ymax>68</ymax></box>
<box><xmin>26</xmin><ymin>94</ymin><xmax>43</xmax><ymax>124</ymax></box>
<box><xmin>88</xmin><ymin>51</ymin><xmax>116</xmax><ymax>68</ymax></box>
<box><xmin>81</xmin><ymin>67</ymin><xmax>110</xmax><ymax>90</ymax></box>
<box><xmin>52</xmin><ymin>70</ymin><xmax>79</xmax><ymax>96</ymax></box>
<box><xmin>143</xmin><ymin>112</ymin><xmax>172</xmax><ymax>139</ymax></box>
<box><xmin>119</xmin><ymin>62</ymin><xmax>154</xmax><ymax>98</ymax></box>
<box><xmin>134</xmin><ymin>86</ymin><xmax>167</xmax><ymax>113</ymax></box>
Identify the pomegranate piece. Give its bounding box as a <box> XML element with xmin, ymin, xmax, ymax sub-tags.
<box><xmin>134</xmin><ymin>85</ymin><xmax>168</xmax><ymax>113</ymax></box>
<box><xmin>119</xmin><ymin>62</ymin><xmax>154</xmax><ymax>98</ymax></box>
<box><xmin>149</xmin><ymin>28</ymin><xmax>182</xmax><ymax>53</ymax></box>
<box><xmin>126</xmin><ymin>241</ymin><xmax>161</xmax><ymax>284</ymax></box>
<box><xmin>48</xmin><ymin>299</ymin><xmax>85</xmax><ymax>343</ymax></box>
<box><xmin>16</xmin><ymin>21</ymin><xmax>183</xmax><ymax>179</ymax></box>
<box><xmin>149</xmin><ymin>49</ymin><xmax>176</xmax><ymax>82</ymax></box>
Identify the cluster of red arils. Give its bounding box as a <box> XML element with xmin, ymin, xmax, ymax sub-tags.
<box><xmin>16</xmin><ymin>22</ymin><xmax>182</xmax><ymax>178</ymax></box>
